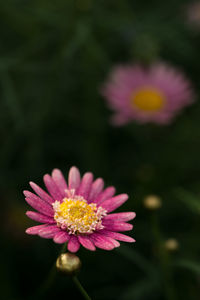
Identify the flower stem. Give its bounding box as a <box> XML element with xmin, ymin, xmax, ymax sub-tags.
<box><xmin>72</xmin><ymin>276</ymin><xmax>92</xmax><ymax>300</ymax></box>
<box><xmin>31</xmin><ymin>243</ymin><xmax>67</xmax><ymax>299</ymax></box>
<box><xmin>151</xmin><ymin>213</ymin><xmax>177</xmax><ymax>300</ymax></box>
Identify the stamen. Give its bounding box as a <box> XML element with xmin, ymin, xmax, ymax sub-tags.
<box><xmin>52</xmin><ymin>190</ymin><xmax>107</xmax><ymax>235</ymax></box>
<box><xmin>130</xmin><ymin>87</ymin><xmax>165</xmax><ymax>112</ymax></box>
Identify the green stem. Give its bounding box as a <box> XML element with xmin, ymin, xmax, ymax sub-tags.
<box><xmin>151</xmin><ymin>213</ymin><xmax>176</xmax><ymax>300</ymax></box>
<box><xmin>31</xmin><ymin>243</ymin><xmax>67</xmax><ymax>299</ymax></box>
<box><xmin>72</xmin><ymin>276</ymin><xmax>92</xmax><ymax>300</ymax></box>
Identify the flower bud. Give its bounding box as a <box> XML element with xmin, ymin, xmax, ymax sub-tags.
<box><xmin>164</xmin><ymin>238</ymin><xmax>179</xmax><ymax>252</ymax></box>
<box><xmin>56</xmin><ymin>253</ymin><xmax>81</xmax><ymax>275</ymax></box>
<box><xmin>143</xmin><ymin>195</ymin><xmax>162</xmax><ymax>210</ymax></box>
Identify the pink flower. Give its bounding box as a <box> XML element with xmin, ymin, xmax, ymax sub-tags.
<box><xmin>24</xmin><ymin>167</ymin><xmax>136</xmax><ymax>252</ymax></box>
<box><xmin>187</xmin><ymin>2</ymin><xmax>200</xmax><ymax>29</ymax></box>
<box><xmin>101</xmin><ymin>62</ymin><xmax>195</xmax><ymax>125</ymax></box>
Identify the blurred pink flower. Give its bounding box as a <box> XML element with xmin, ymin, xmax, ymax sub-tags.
<box><xmin>24</xmin><ymin>166</ymin><xmax>135</xmax><ymax>252</ymax></box>
<box><xmin>187</xmin><ymin>2</ymin><xmax>200</xmax><ymax>28</ymax></box>
<box><xmin>101</xmin><ymin>62</ymin><xmax>195</xmax><ymax>125</ymax></box>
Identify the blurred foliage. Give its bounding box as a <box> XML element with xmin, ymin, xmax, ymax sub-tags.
<box><xmin>175</xmin><ymin>188</ymin><xmax>200</xmax><ymax>214</ymax></box>
<box><xmin>1</xmin><ymin>0</ymin><xmax>200</xmax><ymax>299</ymax></box>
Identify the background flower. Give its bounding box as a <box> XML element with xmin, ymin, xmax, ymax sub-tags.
<box><xmin>186</xmin><ymin>2</ymin><xmax>200</xmax><ymax>29</ymax></box>
<box><xmin>101</xmin><ymin>62</ymin><xmax>195</xmax><ymax>125</ymax></box>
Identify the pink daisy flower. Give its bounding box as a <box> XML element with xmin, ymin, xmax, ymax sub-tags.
<box><xmin>101</xmin><ymin>62</ymin><xmax>195</xmax><ymax>125</ymax></box>
<box><xmin>24</xmin><ymin>166</ymin><xmax>136</xmax><ymax>252</ymax></box>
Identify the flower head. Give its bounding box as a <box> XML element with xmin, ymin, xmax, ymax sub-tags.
<box><xmin>24</xmin><ymin>167</ymin><xmax>135</xmax><ymax>252</ymax></box>
<box><xmin>101</xmin><ymin>62</ymin><xmax>195</xmax><ymax>125</ymax></box>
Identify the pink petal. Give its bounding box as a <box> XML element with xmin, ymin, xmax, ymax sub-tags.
<box><xmin>88</xmin><ymin>178</ymin><xmax>104</xmax><ymax>203</ymax></box>
<box><xmin>105</xmin><ymin>237</ymin><xmax>120</xmax><ymax>248</ymax></box>
<box><xmin>67</xmin><ymin>236</ymin><xmax>80</xmax><ymax>253</ymax></box>
<box><xmin>26</xmin><ymin>224</ymin><xmax>48</xmax><ymax>235</ymax></box>
<box><xmin>29</xmin><ymin>181</ymin><xmax>54</xmax><ymax>204</ymax></box>
<box><xmin>53</xmin><ymin>231</ymin><xmax>70</xmax><ymax>244</ymax></box>
<box><xmin>77</xmin><ymin>172</ymin><xmax>93</xmax><ymax>199</ymax></box>
<box><xmin>93</xmin><ymin>186</ymin><xmax>116</xmax><ymax>205</ymax></box>
<box><xmin>111</xmin><ymin>113</ymin><xmax>131</xmax><ymax>126</ymax></box>
<box><xmin>38</xmin><ymin>225</ymin><xmax>61</xmax><ymax>238</ymax></box>
<box><xmin>104</xmin><ymin>212</ymin><xmax>136</xmax><ymax>222</ymax></box>
<box><xmin>100</xmin><ymin>230</ymin><xmax>136</xmax><ymax>242</ymax></box>
<box><xmin>100</xmin><ymin>194</ymin><xmax>128</xmax><ymax>213</ymax></box>
<box><xmin>78</xmin><ymin>235</ymin><xmax>96</xmax><ymax>251</ymax></box>
<box><xmin>43</xmin><ymin>174</ymin><xmax>63</xmax><ymax>201</ymax></box>
<box><xmin>90</xmin><ymin>233</ymin><xmax>116</xmax><ymax>250</ymax></box>
<box><xmin>103</xmin><ymin>221</ymin><xmax>133</xmax><ymax>232</ymax></box>
<box><xmin>51</xmin><ymin>169</ymin><xmax>68</xmax><ymax>197</ymax></box>
<box><xmin>24</xmin><ymin>191</ymin><xmax>54</xmax><ymax>217</ymax></box>
<box><xmin>26</xmin><ymin>211</ymin><xmax>55</xmax><ymax>224</ymax></box>
<box><xmin>68</xmin><ymin>166</ymin><xmax>81</xmax><ymax>191</ymax></box>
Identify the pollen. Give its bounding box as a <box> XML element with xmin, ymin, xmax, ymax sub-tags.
<box><xmin>52</xmin><ymin>191</ymin><xmax>107</xmax><ymax>235</ymax></box>
<box><xmin>130</xmin><ymin>87</ymin><xmax>165</xmax><ymax>112</ymax></box>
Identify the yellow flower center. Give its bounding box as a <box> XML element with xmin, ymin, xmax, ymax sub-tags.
<box><xmin>52</xmin><ymin>194</ymin><xmax>106</xmax><ymax>234</ymax></box>
<box><xmin>130</xmin><ymin>88</ymin><xmax>165</xmax><ymax>112</ymax></box>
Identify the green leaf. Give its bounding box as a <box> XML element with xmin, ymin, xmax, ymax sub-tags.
<box><xmin>174</xmin><ymin>259</ymin><xmax>200</xmax><ymax>276</ymax></box>
<box><xmin>116</xmin><ymin>245</ymin><xmax>158</xmax><ymax>277</ymax></box>
<box><xmin>120</xmin><ymin>278</ymin><xmax>161</xmax><ymax>300</ymax></box>
<box><xmin>174</xmin><ymin>188</ymin><xmax>200</xmax><ymax>214</ymax></box>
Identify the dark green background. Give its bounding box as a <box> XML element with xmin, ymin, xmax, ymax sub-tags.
<box><xmin>1</xmin><ymin>0</ymin><xmax>200</xmax><ymax>299</ymax></box>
